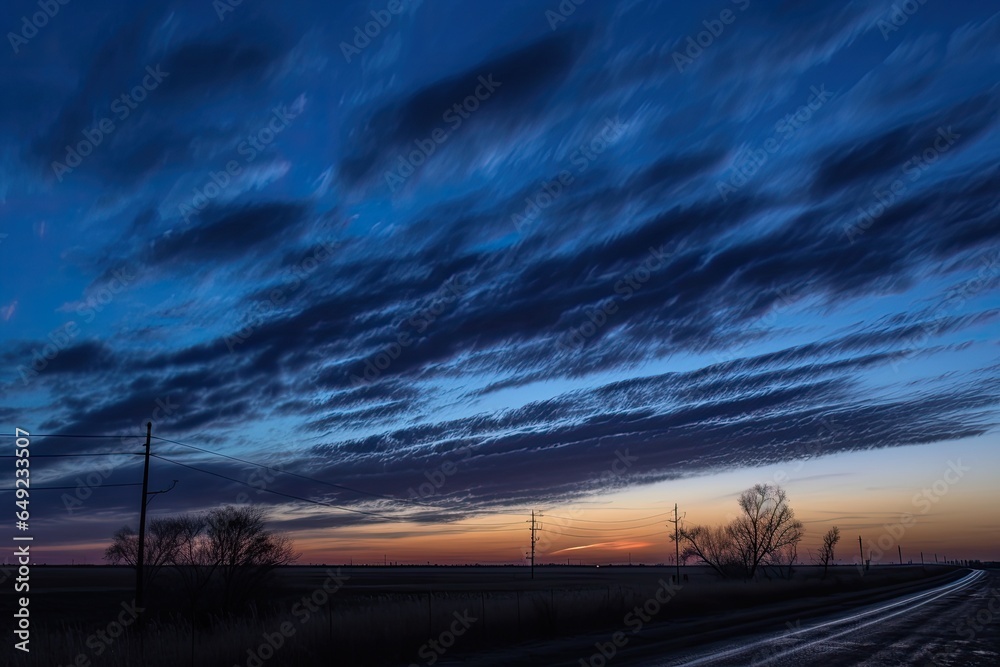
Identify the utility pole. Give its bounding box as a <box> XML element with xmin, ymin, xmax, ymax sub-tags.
<box><xmin>898</xmin><ymin>545</ymin><xmax>903</xmax><ymax>565</ymax></box>
<box><xmin>526</xmin><ymin>511</ymin><xmax>540</xmax><ymax>580</ymax></box>
<box><xmin>136</xmin><ymin>422</ymin><xmax>152</xmax><ymax>619</ymax></box>
<box><xmin>667</xmin><ymin>504</ymin><xmax>684</xmax><ymax>584</ymax></box>
<box><xmin>858</xmin><ymin>536</ymin><xmax>864</xmax><ymax>570</ymax></box>
<box><xmin>920</xmin><ymin>552</ymin><xmax>924</xmax><ymax>565</ymax></box>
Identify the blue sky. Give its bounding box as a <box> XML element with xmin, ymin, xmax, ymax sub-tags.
<box><xmin>0</xmin><ymin>0</ymin><xmax>998</xmax><ymax>562</ymax></box>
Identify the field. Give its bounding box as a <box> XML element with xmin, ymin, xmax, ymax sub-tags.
<box><xmin>2</xmin><ymin>564</ymin><xmax>964</xmax><ymax>666</ymax></box>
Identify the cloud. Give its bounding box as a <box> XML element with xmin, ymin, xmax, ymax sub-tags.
<box><xmin>148</xmin><ymin>201</ymin><xmax>310</xmax><ymax>266</ymax></box>
<box><xmin>338</xmin><ymin>31</ymin><xmax>588</xmax><ymax>188</ymax></box>
<box><xmin>1</xmin><ymin>0</ymin><xmax>998</xmax><ymax>544</ymax></box>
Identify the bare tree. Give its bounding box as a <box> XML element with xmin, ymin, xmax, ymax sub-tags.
<box><xmin>764</xmin><ymin>541</ymin><xmax>798</xmax><ymax>579</ymax></box>
<box><xmin>105</xmin><ymin>508</ymin><xmax>298</xmax><ymax>614</ymax></box>
<box><xmin>104</xmin><ymin>517</ymin><xmax>187</xmax><ymax>589</ymax></box>
<box><xmin>167</xmin><ymin>514</ymin><xmax>217</xmax><ymax>608</ymax></box>
<box><xmin>815</xmin><ymin>526</ymin><xmax>841</xmax><ymax>578</ymax></box>
<box><xmin>677</xmin><ymin>484</ymin><xmax>804</xmax><ymax>580</ymax></box>
<box><xmin>676</xmin><ymin>524</ymin><xmax>740</xmax><ymax>578</ymax></box>
<box><xmin>204</xmin><ymin>505</ymin><xmax>299</xmax><ymax>611</ymax></box>
<box><xmin>728</xmin><ymin>484</ymin><xmax>804</xmax><ymax>580</ymax></box>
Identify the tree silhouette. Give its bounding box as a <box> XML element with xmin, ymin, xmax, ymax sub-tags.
<box><xmin>204</xmin><ymin>505</ymin><xmax>299</xmax><ymax>611</ymax></box>
<box><xmin>815</xmin><ymin>525</ymin><xmax>841</xmax><ymax>578</ymax></box>
<box><xmin>104</xmin><ymin>506</ymin><xmax>298</xmax><ymax>613</ymax></box>
<box><xmin>676</xmin><ymin>484</ymin><xmax>804</xmax><ymax>580</ymax></box>
<box><xmin>104</xmin><ymin>517</ymin><xmax>188</xmax><ymax>590</ymax></box>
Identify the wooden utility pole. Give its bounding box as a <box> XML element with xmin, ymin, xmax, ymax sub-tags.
<box><xmin>667</xmin><ymin>504</ymin><xmax>684</xmax><ymax>583</ymax></box>
<box><xmin>526</xmin><ymin>511</ymin><xmax>539</xmax><ymax>580</ymax></box>
<box><xmin>136</xmin><ymin>422</ymin><xmax>152</xmax><ymax>616</ymax></box>
<box><xmin>858</xmin><ymin>536</ymin><xmax>864</xmax><ymax>569</ymax></box>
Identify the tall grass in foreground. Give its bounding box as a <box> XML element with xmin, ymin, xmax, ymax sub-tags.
<box><xmin>12</xmin><ymin>568</ymin><xmax>952</xmax><ymax>667</ymax></box>
<box><xmin>13</xmin><ymin>587</ymin><xmax>643</xmax><ymax>667</ymax></box>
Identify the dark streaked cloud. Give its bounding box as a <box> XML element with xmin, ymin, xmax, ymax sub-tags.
<box><xmin>1</xmin><ymin>0</ymin><xmax>998</xmax><ymax>543</ymax></box>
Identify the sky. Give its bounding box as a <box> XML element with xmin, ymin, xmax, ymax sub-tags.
<box><xmin>0</xmin><ymin>0</ymin><xmax>998</xmax><ymax>566</ymax></box>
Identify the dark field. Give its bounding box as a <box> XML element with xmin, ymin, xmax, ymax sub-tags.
<box><xmin>1</xmin><ymin>564</ymin><xmax>964</xmax><ymax>666</ymax></box>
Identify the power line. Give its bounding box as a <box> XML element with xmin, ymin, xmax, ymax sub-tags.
<box><xmin>0</xmin><ymin>452</ymin><xmax>138</xmax><ymax>458</ymax></box>
<box><xmin>0</xmin><ymin>482</ymin><xmax>144</xmax><ymax>491</ymax></box>
<box><xmin>543</xmin><ymin>528</ymin><xmax>667</xmax><ymax>540</ymax></box>
<box><xmin>150</xmin><ymin>454</ymin><xmax>405</xmax><ymax>522</ymax></box>
<box><xmin>537</xmin><ymin>517</ymin><xmax>675</xmax><ymax>531</ymax></box>
<box><xmin>1</xmin><ymin>430</ymin><xmax>673</xmax><ymax>535</ymax></box>
<box><xmin>151</xmin><ymin>454</ymin><xmax>529</xmax><ymax>535</ymax></box>
<box><xmin>541</xmin><ymin>511</ymin><xmax>676</xmax><ymax>523</ymax></box>
<box><xmin>150</xmin><ymin>434</ymin><xmax>527</xmax><ymax>517</ymax></box>
<box><xmin>0</xmin><ymin>433</ymin><xmax>145</xmax><ymax>439</ymax></box>
<box><xmin>152</xmin><ymin>435</ymin><xmax>431</xmax><ymax>506</ymax></box>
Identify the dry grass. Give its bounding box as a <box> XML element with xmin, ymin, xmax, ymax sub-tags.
<box><xmin>6</xmin><ymin>565</ymin><xmax>955</xmax><ymax>666</ymax></box>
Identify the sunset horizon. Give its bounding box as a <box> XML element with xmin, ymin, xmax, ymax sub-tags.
<box><xmin>2</xmin><ymin>0</ymin><xmax>998</xmax><ymax>665</ymax></box>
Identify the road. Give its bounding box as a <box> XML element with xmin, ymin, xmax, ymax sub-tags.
<box><xmin>641</xmin><ymin>569</ymin><xmax>1000</xmax><ymax>666</ymax></box>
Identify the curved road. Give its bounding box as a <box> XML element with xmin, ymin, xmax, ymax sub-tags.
<box><xmin>642</xmin><ymin>569</ymin><xmax>1000</xmax><ymax>666</ymax></box>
